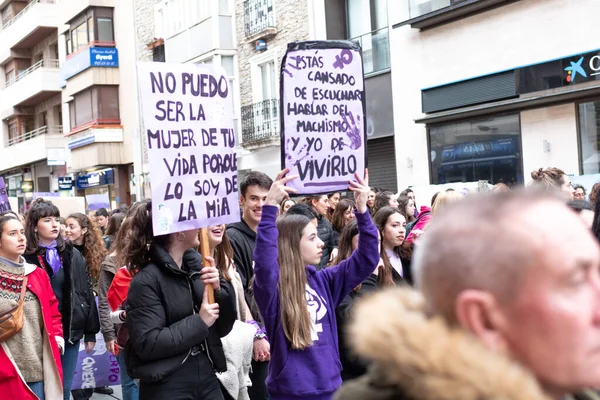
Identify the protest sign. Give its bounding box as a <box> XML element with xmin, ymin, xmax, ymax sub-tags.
<box><xmin>280</xmin><ymin>40</ymin><xmax>367</xmax><ymax>194</ymax></box>
<box><xmin>0</xmin><ymin>178</ymin><xmax>10</xmax><ymax>212</ymax></box>
<box><xmin>85</xmin><ymin>193</ymin><xmax>110</xmax><ymax>211</ymax></box>
<box><xmin>71</xmin><ymin>324</ymin><xmax>120</xmax><ymax>389</ymax></box>
<box><xmin>138</xmin><ymin>62</ymin><xmax>240</xmax><ymax>235</ymax></box>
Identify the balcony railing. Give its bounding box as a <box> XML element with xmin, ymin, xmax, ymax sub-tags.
<box><xmin>241</xmin><ymin>99</ymin><xmax>279</xmax><ymax>145</ymax></box>
<box><xmin>351</xmin><ymin>27</ymin><xmax>390</xmax><ymax>75</ymax></box>
<box><xmin>4</xmin><ymin>59</ymin><xmax>60</xmax><ymax>88</ymax></box>
<box><xmin>1</xmin><ymin>0</ymin><xmax>56</xmax><ymax>30</ymax></box>
<box><xmin>244</xmin><ymin>0</ymin><xmax>276</xmax><ymax>38</ymax></box>
<box><xmin>8</xmin><ymin>125</ymin><xmax>62</xmax><ymax>146</ymax></box>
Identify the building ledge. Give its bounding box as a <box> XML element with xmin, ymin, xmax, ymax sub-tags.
<box><xmin>245</xmin><ymin>27</ymin><xmax>277</xmax><ymax>43</ymax></box>
<box><xmin>241</xmin><ymin>135</ymin><xmax>279</xmax><ymax>150</ymax></box>
<box><xmin>393</xmin><ymin>0</ymin><xmax>520</xmax><ymax>31</ymax></box>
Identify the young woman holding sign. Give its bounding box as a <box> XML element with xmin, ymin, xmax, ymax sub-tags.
<box><xmin>252</xmin><ymin>169</ymin><xmax>379</xmax><ymax>400</ymax></box>
<box><xmin>122</xmin><ymin>200</ymin><xmax>236</xmax><ymax>400</ymax></box>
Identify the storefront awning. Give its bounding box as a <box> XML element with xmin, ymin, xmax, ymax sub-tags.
<box><xmin>415</xmin><ymin>83</ymin><xmax>600</xmax><ymax>125</ymax></box>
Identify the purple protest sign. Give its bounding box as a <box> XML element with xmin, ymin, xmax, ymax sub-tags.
<box><xmin>0</xmin><ymin>178</ymin><xmax>10</xmax><ymax>212</ymax></box>
<box><xmin>85</xmin><ymin>193</ymin><xmax>110</xmax><ymax>211</ymax></box>
<box><xmin>280</xmin><ymin>41</ymin><xmax>367</xmax><ymax>194</ymax></box>
<box><xmin>71</xmin><ymin>331</ymin><xmax>121</xmax><ymax>390</ymax></box>
<box><xmin>138</xmin><ymin>62</ymin><xmax>240</xmax><ymax>236</ymax></box>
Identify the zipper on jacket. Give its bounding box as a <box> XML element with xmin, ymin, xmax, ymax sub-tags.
<box><xmin>180</xmin><ymin>348</ymin><xmax>192</xmax><ymax>365</ymax></box>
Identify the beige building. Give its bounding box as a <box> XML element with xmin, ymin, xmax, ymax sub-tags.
<box><xmin>58</xmin><ymin>0</ymin><xmax>141</xmax><ymax>207</ymax></box>
<box><xmin>0</xmin><ymin>0</ymin><xmax>65</xmax><ymax>209</ymax></box>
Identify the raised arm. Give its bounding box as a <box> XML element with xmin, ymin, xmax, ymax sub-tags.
<box><xmin>321</xmin><ymin>170</ymin><xmax>380</xmax><ymax>306</ymax></box>
<box><xmin>253</xmin><ymin>169</ymin><xmax>298</xmax><ymax>319</ymax></box>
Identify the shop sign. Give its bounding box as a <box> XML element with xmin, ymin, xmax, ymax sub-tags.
<box><xmin>47</xmin><ymin>148</ymin><xmax>66</xmax><ymax>166</ymax></box>
<box><xmin>517</xmin><ymin>49</ymin><xmax>600</xmax><ymax>94</ymax></box>
<box><xmin>76</xmin><ymin>169</ymin><xmax>114</xmax><ymax>189</ymax></box>
<box><xmin>58</xmin><ymin>177</ymin><xmax>74</xmax><ymax>191</ymax></box>
<box><xmin>61</xmin><ymin>47</ymin><xmax>119</xmax><ymax>81</ymax></box>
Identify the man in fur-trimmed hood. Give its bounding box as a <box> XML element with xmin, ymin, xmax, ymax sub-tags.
<box><xmin>336</xmin><ymin>191</ymin><xmax>600</xmax><ymax>400</ymax></box>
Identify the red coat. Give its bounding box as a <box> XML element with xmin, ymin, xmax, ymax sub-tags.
<box><xmin>0</xmin><ymin>263</ymin><xmax>64</xmax><ymax>399</ymax></box>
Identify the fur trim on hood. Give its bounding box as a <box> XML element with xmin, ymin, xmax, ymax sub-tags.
<box><xmin>335</xmin><ymin>288</ymin><xmax>552</xmax><ymax>400</ymax></box>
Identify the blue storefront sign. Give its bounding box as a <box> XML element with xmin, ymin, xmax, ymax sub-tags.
<box><xmin>58</xmin><ymin>177</ymin><xmax>74</xmax><ymax>191</ymax></box>
<box><xmin>61</xmin><ymin>47</ymin><xmax>119</xmax><ymax>81</ymax></box>
<box><xmin>76</xmin><ymin>169</ymin><xmax>114</xmax><ymax>190</ymax></box>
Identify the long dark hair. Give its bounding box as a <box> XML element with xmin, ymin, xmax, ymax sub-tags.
<box><xmin>25</xmin><ymin>198</ymin><xmax>66</xmax><ymax>255</ymax></box>
<box><xmin>397</xmin><ymin>194</ymin><xmax>415</xmax><ymax>223</ymax></box>
<box><xmin>592</xmin><ymin>184</ymin><xmax>600</xmax><ymax>243</ymax></box>
<box><xmin>67</xmin><ymin>213</ymin><xmax>106</xmax><ymax>281</ymax></box>
<box><xmin>211</xmin><ymin>226</ymin><xmax>234</xmax><ymax>281</ymax></box>
<box><xmin>119</xmin><ymin>200</ymin><xmax>171</xmax><ymax>273</ymax></box>
<box><xmin>331</xmin><ymin>199</ymin><xmax>354</xmax><ymax>233</ymax></box>
<box><xmin>331</xmin><ymin>219</ymin><xmax>359</xmax><ymax>266</ymax></box>
<box><xmin>373</xmin><ymin>207</ymin><xmax>411</xmax><ymax>287</ymax></box>
<box><xmin>373</xmin><ymin>191</ymin><xmax>395</xmax><ymax>215</ymax></box>
<box><xmin>109</xmin><ymin>216</ymin><xmax>132</xmax><ymax>255</ymax></box>
<box><xmin>105</xmin><ymin>213</ymin><xmax>125</xmax><ymax>237</ymax></box>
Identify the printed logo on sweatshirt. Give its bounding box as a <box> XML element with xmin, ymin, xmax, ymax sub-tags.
<box><xmin>305</xmin><ymin>285</ymin><xmax>328</xmax><ymax>341</ymax></box>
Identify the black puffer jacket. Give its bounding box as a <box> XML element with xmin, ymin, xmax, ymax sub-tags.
<box><xmin>25</xmin><ymin>242</ymin><xmax>100</xmax><ymax>343</ymax></box>
<box><xmin>125</xmin><ymin>246</ymin><xmax>236</xmax><ymax>383</ymax></box>
<box><xmin>317</xmin><ymin>215</ymin><xmax>335</xmax><ymax>269</ymax></box>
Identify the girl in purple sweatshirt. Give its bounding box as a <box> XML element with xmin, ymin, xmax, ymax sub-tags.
<box><xmin>253</xmin><ymin>169</ymin><xmax>379</xmax><ymax>400</ymax></box>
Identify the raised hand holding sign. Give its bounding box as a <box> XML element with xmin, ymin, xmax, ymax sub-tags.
<box><xmin>280</xmin><ymin>41</ymin><xmax>367</xmax><ymax>194</ymax></box>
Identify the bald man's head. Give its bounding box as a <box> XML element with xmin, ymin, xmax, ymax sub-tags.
<box><xmin>413</xmin><ymin>190</ymin><xmax>600</xmax><ymax>395</ymax></box>
<box><xmin>414</xmin><ymin>191</ymin><xmax>553</xmax><ymax>320</ymax></box>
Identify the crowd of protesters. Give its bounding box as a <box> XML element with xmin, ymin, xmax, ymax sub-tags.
<box><xmin>3</xmin><ymin>166</ymin><xmax>600</xmax><ymax>400</ymax></box>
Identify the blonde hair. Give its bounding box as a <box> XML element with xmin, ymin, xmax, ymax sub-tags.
<box><xmin>277</xmin><ymin>214</ymin><xmax>313</xmax><ymax>349</ymax></box>
<box><xmin>431</xmin><ymin>191</ymin><xmax>463</xmax><ymax>215</ymax></box>
<box><xmin>530</xmin><ymin>167</ymin><xmax>567</xmax><ymax>191</ymax></box>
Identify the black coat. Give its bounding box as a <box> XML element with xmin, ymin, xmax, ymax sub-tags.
<box><xmin>25</xmin><ymin>242</ymin><xmax>100</xmax><ymax>343</ymax></box>
<box><xmin>317</xmin><ymin>215</ymin><xmax>335</xmax><ymax>269</ymax></box>
<box><xmin>336</xmin><ymin>274</ymin><xmax>379</xmax><ymax>381</ymax></box>
<box><xmin>125</xmin><ymin>246</ymin><xmax>236</xmax><ymax>383</ymax></box>
<box><xmin>226</xmin><ymin>220</ymin><xmax>264</xmax><ymax>327</ymax></box>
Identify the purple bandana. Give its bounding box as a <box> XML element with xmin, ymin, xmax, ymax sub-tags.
<box><xmin>40</xmin><ymin>241</ymin><xmax>62</xmax><ymax>276</ymax></box>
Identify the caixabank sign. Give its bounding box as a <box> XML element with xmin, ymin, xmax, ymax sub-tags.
<box><xmin>61</xmin><ymin>47</ymin><xmax>119</xmax><ymax>81</ymax></box>
<box><xmin>517</xmin><ymin>49</ymin><xmax>600</xmax><ymax>94</ymax></box>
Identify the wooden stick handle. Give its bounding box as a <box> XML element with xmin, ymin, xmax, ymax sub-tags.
<box><xmin>199</xmin><ymin>228</ymin><xmax>215</xmax><ymax>304</ymax></box>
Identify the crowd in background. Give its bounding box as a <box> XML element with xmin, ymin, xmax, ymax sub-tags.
<box><xmin>2</xmin><ymin>166</ymin><xmax>600</xmax><ymax>399</ymax></box>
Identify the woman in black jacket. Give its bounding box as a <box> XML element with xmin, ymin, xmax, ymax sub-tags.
<box><xmin>302</xmin><ymin>194</ymin><xmax>335</xmax><ymax>269</ymax></box>
<box><xmin>122</xmin><ymin>200</ymin><xmax>236</xmax><ymax>400</ymax></box>
<box><xmin>24</xmin><ymin>198</ymin><xmax>99</xmax><ymax>400</ymax></box>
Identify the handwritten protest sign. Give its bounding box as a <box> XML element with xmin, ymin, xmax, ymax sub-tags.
<box><xmin>280</xmin><ymin>41</ymin><xmax>366</xmax><ymax>194</ymax></box>
<box><xmin>71</xmin><ymin>330</ymin><xmax>120</xmax><ymax>389</ymax></box>
<box><xmin>138</xmin><ymin>62</ymin><xmax>240</xmax><ymax>235</ymax></box>
<box><xmin>0</xmin><ymin>178</ymin><xmax>10</xmax><ymax>212</ymax></box>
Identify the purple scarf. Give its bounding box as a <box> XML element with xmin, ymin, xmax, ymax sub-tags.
<box><xmin>40</xmin><ymin>240</ymin><xmax>62</xmax><ymax>276</ymax></box>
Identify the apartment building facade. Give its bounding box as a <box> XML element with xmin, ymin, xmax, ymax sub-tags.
<box><xmin>0</xmin><ymin>0</ymin><xmax>65</xmax><ymax>210</ymax></box>
<box><xmin>58</xmin><ymin>0</ymin><xmax>141</xmax><ymax>208</ymax></box>
<box><xmin>390</xmin><ymin>0</ymin><xmax>600</xmax><ymax>188</ymax></box>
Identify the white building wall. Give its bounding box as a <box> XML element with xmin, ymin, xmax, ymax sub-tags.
<box><xmin>389</xmin><ymin>0</ymin><xmax>600</xmax><ymax>187</ymax></box>
<box><xmin>521</xmin><ymin>104</ymin><xmax>580</xmax><ymax>180</ymax></box>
